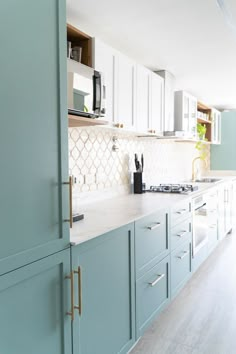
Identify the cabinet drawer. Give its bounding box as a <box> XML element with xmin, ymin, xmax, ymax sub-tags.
<box><xmin>136</xmin><ymin>256</ymin><xmax>170</xmax><ymax>337</ymax></box>
<box><xmin>171</xmin><ymin>240</ymin><xmax>191</xmax><ymax>298</ymax></box>
<box><xmin>170</xmin><ymin>200</ymin><xmax>191</xmax><ymax>227</ymax></box>
<box><xmin>135</xmin><ymin>209</ymin><xmax>169</xmax><ymax>278</ymax></box>
<box><xmin>208</xmin><ymin>208</ymin><xmax>218</xmax><ymax>223</ymax></box>
<box><xmin>208</xmin><ymin>224</ymin><xmax>218</xmax><ymax>253</ymax></box>
<box><xmin>171</xmin><ymin>218</ymin><xmax>192</xmax><ymax>251</ymax></box>
<box><xmin>207</xmin><ymin>191</ymin><xmax>218</xmax><ymax>210</ymax></box>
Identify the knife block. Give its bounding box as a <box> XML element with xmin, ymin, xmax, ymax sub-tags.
<box><xmin>133</xmin><ymin>172</ymin><xmax>143</xmax><ymax>194</ymax></box>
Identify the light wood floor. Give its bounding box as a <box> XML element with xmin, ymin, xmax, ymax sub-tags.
<box><xmin>131</xmin><ymin>232</ymin><xmax>236</xmax><ymax>354</ymax></box>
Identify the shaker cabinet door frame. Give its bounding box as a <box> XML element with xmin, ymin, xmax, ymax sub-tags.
<box><xmin>0</xmin><ymin>249</ymin><xmax>72</xmax><ymax>354</ymax></box>
<box><xmin>0</xmin><ymin>0</ymin><xmax>69</xmax><ymax>275</ymax></box>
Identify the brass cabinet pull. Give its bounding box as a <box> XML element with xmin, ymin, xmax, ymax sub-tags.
<box><xmin>147</xmin><ymin>222</ymin><xmax>161</xmax><ymax>230</ymax></box>
<box><xmin>66</xmin><ymin>271</ymin><xmax>75</xmax><ymax>321</ymax></box>
<box><xmin>115</xmin><ymin>123</ymin><xmax>124</xmax><ymax>128</ymax></box>
<box><xmin>64</xmin><ymin>176</ymin><xmax>73</xmax><ymax>228</ymax></box>
<box><xmin>149</xmin><ymin>273</ymin><xmax>165</xmax><ymax>287</ymax></box>
<box><xmin>74</xmin><ymin>266</ymin><xmax>82</xmax><ymax>315</ymax></box>
<box><xmin>177</xmin><ymin>230</ymin><xmax>188</xmax><ymax>238</ymax></box>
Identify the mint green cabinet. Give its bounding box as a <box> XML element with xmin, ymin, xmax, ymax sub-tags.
<box><xmin>171</xmin><ymin>239</ymin><xmax>191</xmax><ymax>298</ymax></box>
<box><xmin>0</xmin><ymin>249</ymin><xmax>72</xmax><ymax>354</ymax></box>
<box><xmin>211</xmin><ymin>111</ymin><xmax>236</xmax><ymax>169</ymax></box>
<box><xmin>0</xmin><ymin>0</ymin><xmax>69</xmax><ymax>275</ymax></box>
<box><xmin>71</xmin><ymin>224</ymin><xmax>135</xmax><ymax>354</ymax></box>
<box><xmin>135</xmin><ymin>209</ymin><xmax>169</xmax><ymax>278</ymax></box>
<box><xmin>136</xmin><ymin>255</ymin><xmax>170</xmax><ymax>338</ymax></box>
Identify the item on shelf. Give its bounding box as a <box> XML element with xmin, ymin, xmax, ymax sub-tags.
<box><xmin>67</xmin><ymin>41</ymin><xmax>72</xmax><ymax>59</ymax></box>
<box><xmin>71</xmin><ymin>46</ymin><xmax>82</xmax><ymax>63</ymax></box>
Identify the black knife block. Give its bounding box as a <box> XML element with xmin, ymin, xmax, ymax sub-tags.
<box><xmin>133</xmin><ymin>172</ymin><xmax>143</xmax><ymax>194</ymax></box>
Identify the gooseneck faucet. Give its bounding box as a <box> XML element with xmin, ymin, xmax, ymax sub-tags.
<box><xmin>192</xmin><ymin>157</ymin><xmax>207</xmax><ymax>182</ymax></box>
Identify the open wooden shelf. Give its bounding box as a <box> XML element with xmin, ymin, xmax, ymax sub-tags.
<box><xmin>197</xmin><ymin>117</ymin><xmax>212</xmax><ymax>124</ymax></box>
<box><xmin>197</xmin><ymin>101</ymin><xmax>213</xmax><ymax>142</ymax></box>
<box><xmin>175</xmin><ymin>139</ymin><xmax>211</xmax><ymax>144</ymax></box>
<box><xmin>68</xmin><ymin>114</ymin><xmax>108</xmax><ymax>128</ymax></box>
<box><xmin>67</xmin><ymin>24</ymin><xmax>92</xmax><ymax>67</ymax></box>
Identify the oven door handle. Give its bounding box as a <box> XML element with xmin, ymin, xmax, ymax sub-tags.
<box><xmin>194</xmin><ymin>202</ymin><xmax>206</xmax><ymax>211</ymax></box>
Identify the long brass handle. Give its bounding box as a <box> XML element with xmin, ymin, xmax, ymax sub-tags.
<box><xmin>177</xmin><ymin>250</ymin><xmax>189</xmax><ymax>260</ymax></box>
<box><xmin>176</xmin><ymin>230</ymin><xmax>188</xmax><ymax>238</ymax></box>
<box><xmin>64</xmin><ymin>176</ymin><xmax>73</xmax><ymax>228</ymax></box>
<box><xmin>149</xmin><ymin>274</ymin><xmax>165</xmax><ymax>287</ymax></box>
<box><xmin>147</xmin><ymin>222</ymin><xmax>161</xmax><ymax>230</ymax></box>
<box><xmin>66</xmin><ymin>271</ymin><xmax>74</xmax><ymax>321</ymax></box>
<box><xmin>74</xmin><ymin>267</ymin><xmax>82</xmax><ymax>315</ymax></box>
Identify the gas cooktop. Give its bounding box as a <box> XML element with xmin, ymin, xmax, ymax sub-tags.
<box><xmin>147</xmin><ymin>184</ymin><xmax>198</xmax><ymax>194</ymax></box>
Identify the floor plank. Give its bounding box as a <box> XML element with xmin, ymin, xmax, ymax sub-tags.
<box><xmin>131</xmin><ymin>233</ymin><xmax>236</xmax><ymax>354</ymax></box>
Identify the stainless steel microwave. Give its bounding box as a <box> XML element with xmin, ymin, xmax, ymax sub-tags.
<box><xmin>67</xmin><ymin>59</ymin><xmax>106</xmax><ymax>118</ymax></box>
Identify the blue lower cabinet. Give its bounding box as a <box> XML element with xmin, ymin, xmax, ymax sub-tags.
<box><xmin>135</xmin><ymin>209</ymin><xmax>169</xmax><ymax>278</ymax></box>
<box><xmin>71</xmin><ymin>224</ymin><xmax>135</xmax><ymax>354</ymax></box>
<box><xmin>0</xmin><ymin>249</ymin><xmax>72</xmax><ymax>354</ymax></box>
<box><xmin>136</xmin><ymin>255</ymin><xmax>170</xmax><ymax>338</ymax></box>
<box><xmin>171</xmin><ymin>240</ymin><xmax>192</xmax><ymax>298</ymax></box>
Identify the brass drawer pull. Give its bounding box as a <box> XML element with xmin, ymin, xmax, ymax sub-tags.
<box><xmin>176</xmin><ymin>209</ymin><xmax>187</xmax><ymax>215</ymax></box>
<box><xmin>64</xmin><ymin>176</ymin><xmax>73</xmax><ymax>228</ymax></box>
<box><xmin>176</xmin><ymin>230</ymin><xmax>188</xmax><ymax>238</ymax></box>
<box><xmin>149</xmin><ymin>274</ymin><xmax>165</xmax><ymax>287</ymax></box>
<box><xmin>177</xmin><ymin>250</ymin><xmax>189</xmax><ymax>260</ymax></box>
<box><xmin>147</xmin><ymin>222</ymin><xmax>161</xmax><ymax>230</ymax></box>
<box><xmin>74</xmin><ymin>267</ymin><xmax>82</xmax><ymax>315</ymax></box>
<box><xmin>66</xmin><ymin>271</ymin><xmax>75</xmax><ymax>321</ymax></box>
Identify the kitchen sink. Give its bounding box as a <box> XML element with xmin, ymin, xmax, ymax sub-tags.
<box><xmin>195</xmin><ymin>178</ymin><xmax>222</xmax><ymax>183</ymax></box>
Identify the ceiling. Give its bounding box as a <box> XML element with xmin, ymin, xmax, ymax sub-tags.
<box><xmin>67</xmin><ymin>0</ymin><xmax>236</xmax><ymax>110</ymax></box>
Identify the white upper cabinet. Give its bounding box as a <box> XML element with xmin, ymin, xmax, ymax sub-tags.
<box><xmin>93</xmin><ymin>38</ymin><xmax>163</xmax><ymax>133</ymax></box>
<box><xmin>156</xmin><ymin>71</ymin><xmax>175</xmax><ymax>132</ymax></box>
<box><xmin>93</xmin><ymin>38</ymin><xmax>116</xmax><ymax>123</ymax></box>
<box><xmin>114</xmin><ymin>52</ymin><xmax>136</xmax><ymax>129</ymax></box>
<box><xmin>136</xmin><ymin>67</ymin><xmax>164</xmax><ymax>134</ymax></box>
<box><xmin>211</xmin><ymin>108</ymin><xmax>221</xmax><ymax>144</ymax></box>
<box><xmin>150</xmin><ymin>72</ymin><xmax>164</xmax><ymax>135</ymax></box>
<box><xmin>136</xmin><ymin>64</ymin><xmax>150</xmax><ymax>132</ymax></box>
<box><xmin>174</xmin><ymin>91</ymin><xmax>197</xmax><ymax>138</ymax></box>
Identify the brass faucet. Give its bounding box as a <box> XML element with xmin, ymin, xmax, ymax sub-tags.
<box><xmin>192</xmin><ymin>157</ymin><xmax>207</xmax><ymax>182</ymax></box>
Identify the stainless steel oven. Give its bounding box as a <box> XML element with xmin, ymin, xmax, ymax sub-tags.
<box><xmin>192</xmin><ymin>195</ymin><xmax>208</xmax><ymax>256</ymax></box>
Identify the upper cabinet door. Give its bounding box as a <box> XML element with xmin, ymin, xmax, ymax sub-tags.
<box><xmin>136</xmin><ymin>65</ymin><xmax>150</xmax><ymax>132</ymax></box>
<box><xmin>93</xmin><ymin>38</ymin><xmax>115</xmax><ymax>123</ymax></box>
<box><xmin>150</xmin><ymin>73</ymin><xmax>164</xmax><ymax>134</ymax></box>
<box><xmin>0</xmin><ymin>0</ymin><xmax>69</xmax><ymax>274</ymax></box>
<box><xmin>174</xmin><ymin>91</ymin><xmax>197</xmax><ymax>138</ymax></box>
<box><xmin>188</xmin><ymin>96</ymin><xmax>197</xmax><ymax>137</ymax></box>
<box><xmin>114</xmin><ymin>53</ymin><xmax>136</xmax><ymax>129</ymax></box>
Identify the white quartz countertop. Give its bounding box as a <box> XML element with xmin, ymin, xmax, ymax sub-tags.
<box><xmin>70</xmin><ymin>175</ymin><xmax>236</xmax><ymax>246</ymax></box>
<box><xmin>70</xmin><ymin>174</ymin><xmax>236</xmax><ymax>245</ymax></box>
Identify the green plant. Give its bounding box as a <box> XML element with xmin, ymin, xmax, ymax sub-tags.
<box><xmin>197</xmin><ymin>123</ymin><xmax>207</xmax><ymax>140</ymax></box>
<box><xmin>195</xmin><ymin>123</ymin><xmax>208</xmax><ymax>161</ymax></box>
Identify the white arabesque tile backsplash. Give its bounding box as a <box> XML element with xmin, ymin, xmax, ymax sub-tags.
<box><xmin>69</xmin><ymin>127</ymin><xmax>209</xmax><ymax>212</ymax></box>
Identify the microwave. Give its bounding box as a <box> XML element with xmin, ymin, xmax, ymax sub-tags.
<box><xmin>67</xmin><ymin>59</ymin><xmax>106</xmax><ymax>118</ymax></box>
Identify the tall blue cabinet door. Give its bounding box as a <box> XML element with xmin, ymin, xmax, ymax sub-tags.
<box><xmin>0</xmin><ymin>249</ymin><xmax>72</xmax><ymax>354</ymax></box>
<box><xmin>0</xmin><ymin>0</ymin><xmax>69</xmax><ymax>275</ymax></box>
<box><xmin>211</xmin><ymin>111</ymin><xmax>236</xmax><ymax>170</ymax></box>
<box><xmin>72</xmin><ymin>224</ymin><xmax>135</xmax><ymax>354</ymax></box>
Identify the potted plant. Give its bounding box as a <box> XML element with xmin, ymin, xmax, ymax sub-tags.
<box><xmin>197</xmin><ymin>123</ymin><xmax>207</xmax><ymax>141</ymax></box>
